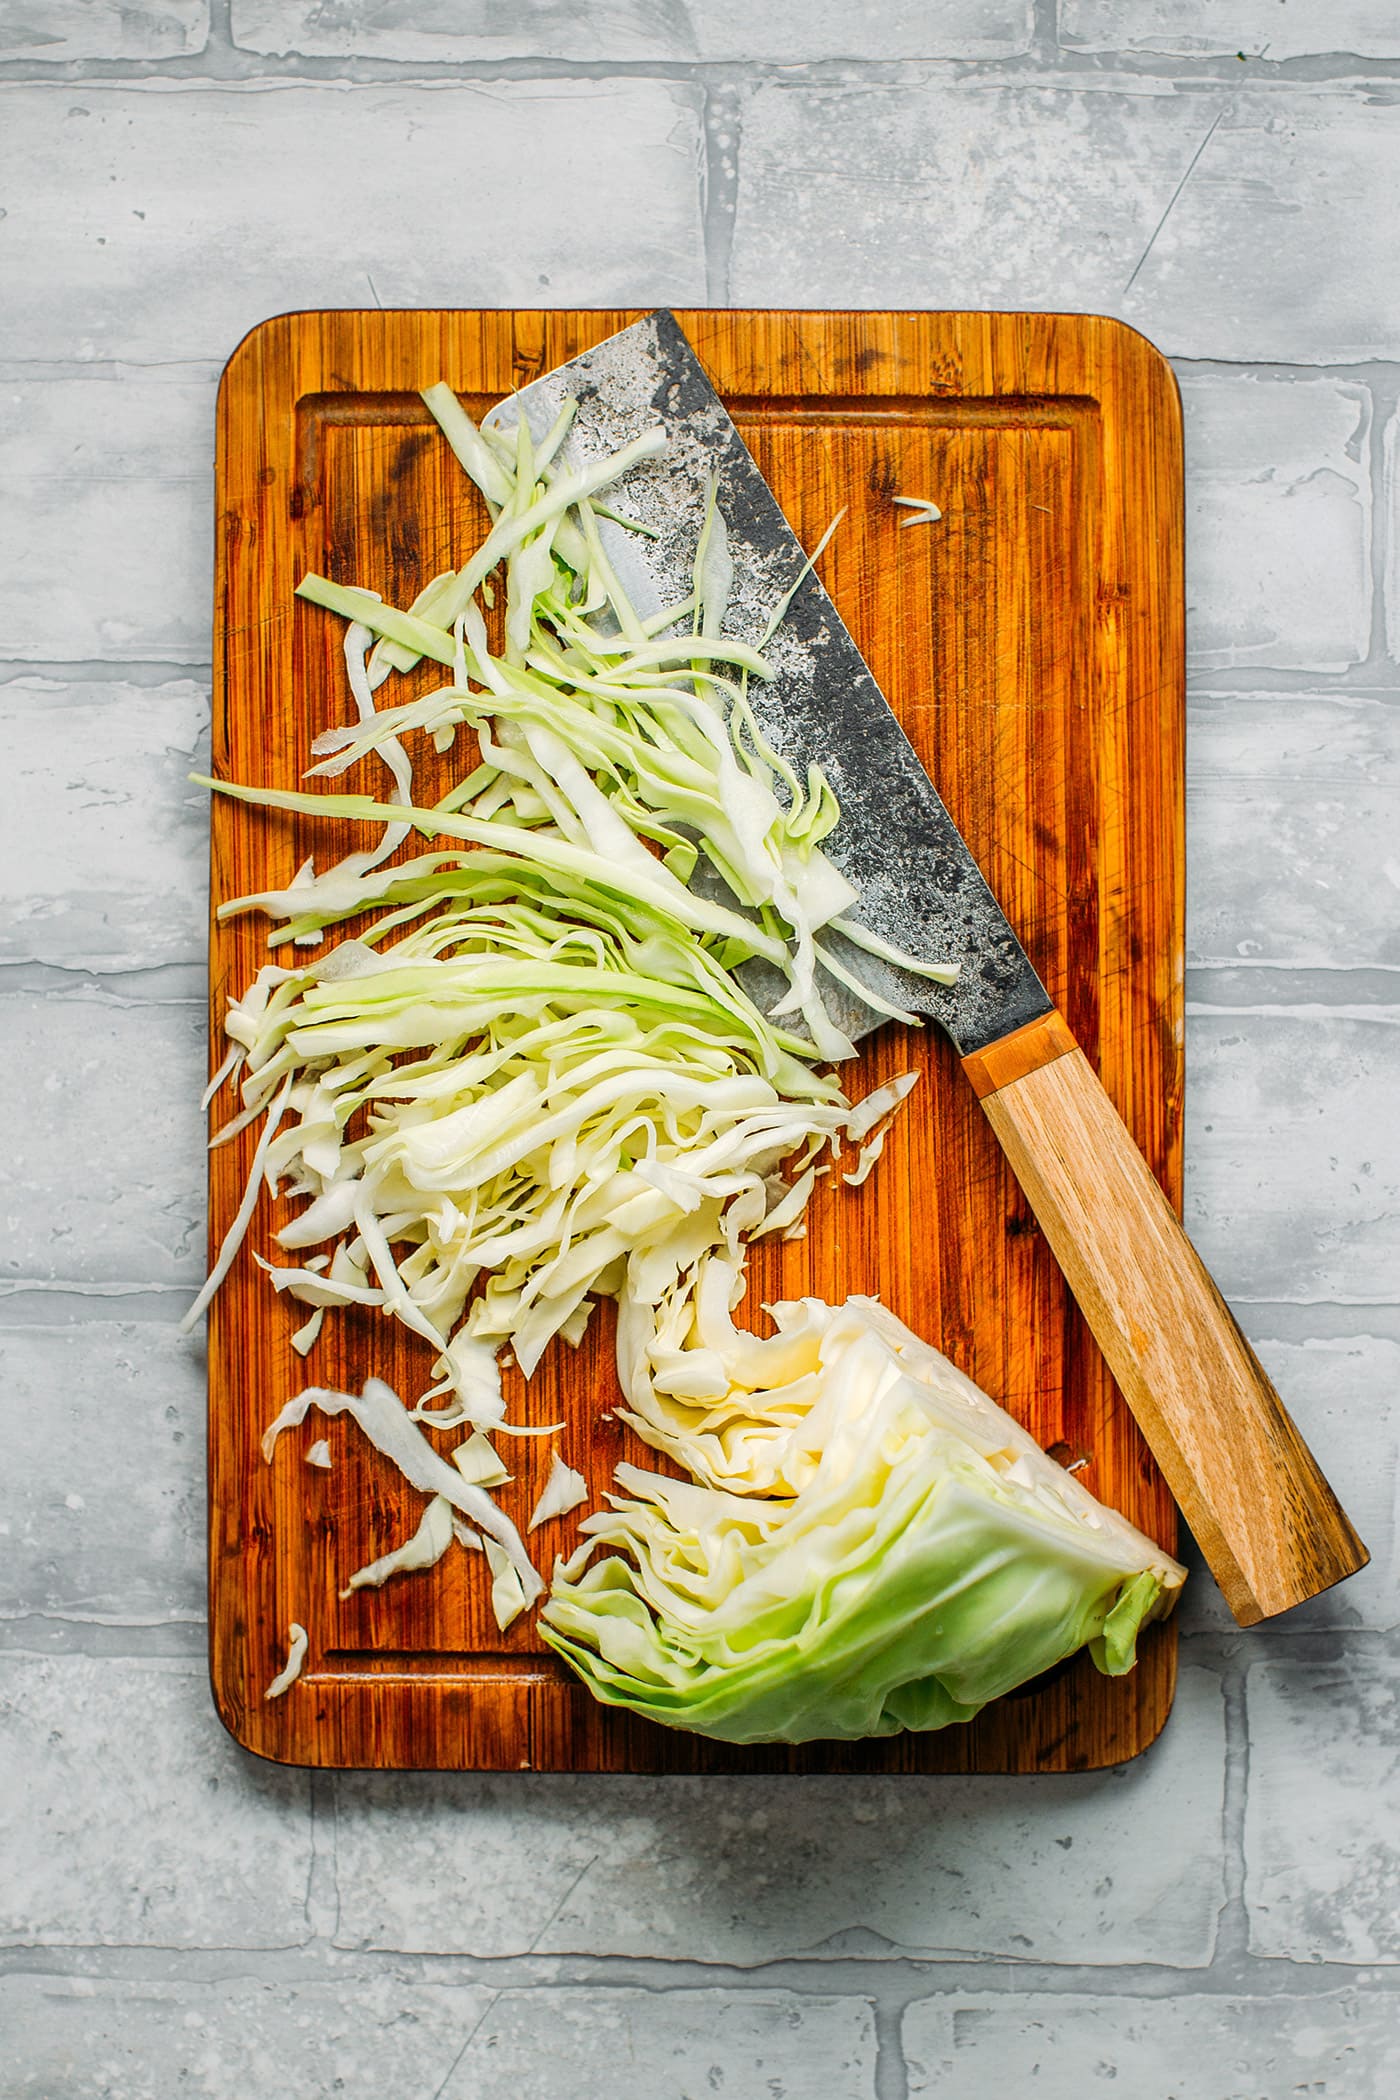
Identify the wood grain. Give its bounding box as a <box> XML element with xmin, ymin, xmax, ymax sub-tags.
<box><xmin>210</xmin><ymin>308</ymin><xmax>1185</xmax><ymax>1771</ymax></box>
<box><xmin>976</xmin><ymin>1043</ymin><xmax>1367</xmax><ymax>1623</ymax></box>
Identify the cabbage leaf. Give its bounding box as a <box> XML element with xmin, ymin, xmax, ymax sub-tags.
<box><xmin>542</xmin><ymin>1288</ymin><xmax>1184</xmax><ymax>1742</ymax></box>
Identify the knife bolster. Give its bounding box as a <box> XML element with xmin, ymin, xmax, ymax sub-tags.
<box><xmin>961</xmin><ymin>1009</ymin><xmax>1077</xmax><ymax>1099</ymax></box>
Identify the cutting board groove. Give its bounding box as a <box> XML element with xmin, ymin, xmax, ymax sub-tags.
<box><xmin>210</xmin><ymin>308</ymin><xmax>1184</xmax><ymax>1772</ymax></box>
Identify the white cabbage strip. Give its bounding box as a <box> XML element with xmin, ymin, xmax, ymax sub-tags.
<box><xmin>530</xmin><ymin>1452</ymin><xmax>589</xmax><ymax>1530</ymax></box>
<box><xmin>339</xmin><ymin>1494</ymin><xmax>455</xmax><ymax>1598</ymax></box>
<box><xmin>262</xmin><ymin>1378</ymin><xmax>542</xmax><ymax>1602</ymax></box>
<box><xmin>264</xmin><ymin>1622</ymin><xmax>308</xmax><ymax>1701</ymax></box>
<box><xmin>452</xmin><ymin>1432</ymin><xmax>511</xmax><ymax>1488</ymax></box>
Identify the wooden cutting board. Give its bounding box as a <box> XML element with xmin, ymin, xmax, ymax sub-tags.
<box><xmin>209</xmin><ymin>308</ymin><xmax>1184</xmax><ymax>1773</ymax></box>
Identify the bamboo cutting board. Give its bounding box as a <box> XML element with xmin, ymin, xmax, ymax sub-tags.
<box><xmin>209</xmin><ymin>308</ymin><xmax>1185</xmax><ymax>1772</ymax></box>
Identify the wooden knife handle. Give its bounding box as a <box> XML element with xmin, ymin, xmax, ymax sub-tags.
<box><xmin>961</xmin><ymin>1010</ymin><xmax>1368</xmax><ymax>1625</ymax></box>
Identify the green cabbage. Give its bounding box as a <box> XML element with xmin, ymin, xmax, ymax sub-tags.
<box><xmin>186</xmin><ymin>848</ymin><xmax>911</xmax><ymax>1430</ymax></box>
<box><xmin>541</xmin><ymin>1284</ymin><xmax>1185</xmax><ymax>1742</ymax></box>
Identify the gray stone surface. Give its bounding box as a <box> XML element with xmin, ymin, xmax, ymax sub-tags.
<box><xmin>731</xmin><ymin>84</ymin><xmax>1400</xmax><ymax>363</ymax></box>
<box><xmin>1062</xmin><ymin>1</ymin><xmax>1400</xmax><ymax>60</ymax></box>
<box><xmin>233</xmin><ymin>0</ymin><xmax>1034</xmax><ymax>62</ymax></box>
<box><xmin>1246</xmin><ymin>1649</ymin><xmax>1400</xmax><ymax>1963</ymax></box>
<box><xmin>2</xmin><ymin>2</ymin><xmax>210</xmax><ymax>59</ymax></box>
<box><xmin>445</xmin><ymin>1987</ymin><xmax>879</xmax><ymax>2100</ymax></box>
<box><xmin>332</xmin><ymin>1668</ymin><xmax>1225</xmax><ymax>1964</ymax></box>
<box><xmin>731</xmin><ymin>82</ymin><xmax>1211</xmax><ymax>321</ymax></box>
<box><xmin>0</xmin><ymin>679</ymin><xmax>210</xmax><ymax>971</ymax></box>
<box><xmin>1</xmin><ymin>13</ymin><xmax>1395</xmax><ymax>2097</ymax></box>
<box><xmin>1184</xmin><ymin>1010</ymin><xmax>1400</xmax><ymax>1307</ymax></box>
<box><xmin>0</xmin><ymin>369</ymin><xmax>217</xmax><ymax>663</ymax></box>
<box><xmin>1</xmin><ymin>1975</ymin><xmax>875</xmax><ymax>2100</ymax></box>
<box><xmin>1</xmin><ymin>987</ymin><xmax>205</xmax><ymax>1287</ymax></box>
<box><xmin>0</xmin><ymin>1655</ymin><xmax>311</xmax><ymax>1948</ymax></box>
<box><xmin>1180</xmin><ymin>372</ymin><xmax>1371</xmax><ymax>674</ymax></box>
<box><xmin>1187</xmin><ymin>693</ymin><xmax>1400</xmax><ymax>972</ymax></box>
<box><xmin>904</xmin><ymin>1987</ymin><xmax>1400</xmax><ymax>2096</ymax></box>
<box><xmin>2</xmin><ymin>1976</ymin><xmax>492</xmax><ymax>2099</ymax></box>
<box><xmin>0</xmin><ymin>1318</ymin><xmax>205</xmax><ymax>1625</ymax></box>
<box><xmin>1</xmin><ymin>82</ymin><xmax>706</xmax><ymax>363</ymax></box>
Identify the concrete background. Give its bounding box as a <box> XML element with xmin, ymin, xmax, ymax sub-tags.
<box><xmin>2</xmin><ymin>4</ymin><xmax>1398</xmax><ymax>2095</ymax></box>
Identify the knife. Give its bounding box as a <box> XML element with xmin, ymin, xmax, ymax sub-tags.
<box><xmin>485</xmin><ymin>309</ymin><xmax>1367</xmax><ymax>1627</ymax></box>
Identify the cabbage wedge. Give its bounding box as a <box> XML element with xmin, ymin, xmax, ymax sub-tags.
<box><xmin>542</xmin><ymin>1288</ymin><xmax>1184</xmax><ymax>1742</ymax></box>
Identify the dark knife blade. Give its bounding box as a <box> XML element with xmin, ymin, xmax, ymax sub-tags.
<box><xmin>486</xmin><ymin>309</ymin><xmax>1051</xmax><ymax>1055</ymax></box>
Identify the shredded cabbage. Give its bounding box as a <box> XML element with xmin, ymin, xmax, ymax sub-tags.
<box><xmin>195</xmin><ymin>382</ymin><xmax>938</xmax><ymax>1489</ymax></box>
<box><xmin>261</xmin><ymin>1377</ymin><xmax>542</xmax><ymax>1603</ymax></box>
<box><xmin>482</xmin><ymin>1535</ymin><xmax>530</xmax><ymax>1632</ymax></box>
<box><xmin>542</xmin><ymin>1288</ymin><xmax>1185</xmax><ymax>1742</ymax></box>
<box><xmin>263</xmin><ymin>1622</ymin><xmax>308</xmax><ymax>1701</ymax></box>
<box><xmin>230</xmin><ymin>383</ymin><xmax>956</xmax><ymax>1057</ymax></box>
<box><xmin>202</xmin><ymin>846</ymin><xmax>898</xmax><ymax>1428</ymax></box>
<box><xmin>452</xmin><ymin>1432</ymin><xmax>512</xmax><ymax>1489</ymax></box>
<box><xmin>530</xmin><ymin>1452</ymin><xmax>589</xmax><ymax>1530</ymax></box>
<box><xmin>340</xmin><ymin>1494</ymin><xmax>455</xmax><ymax>1598</ymax></box>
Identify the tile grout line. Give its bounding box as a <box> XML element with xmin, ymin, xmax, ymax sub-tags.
<box><xmin>7</xmin><ymin>359</ymin><xmax>1400</xmax><ymax>382</ymax></box>
<box><xmin>7</xmin><ymin>957</ymin><xmax>1400</xmax><ymax>1009</ymax></box>
<box><xmin>206</xmin><ymin>0</ymin><xmax>235</xmax><ymax>58</ymax></box>
<box><xmin>1210</xmin><ymin>1641</ymin><xmax>1253</xmax><ymax>1978</ymax></box>
<box><xmin>1033</xmin><ymin>0</ymin><xmax>1062</xmax><ymax>66</ymax></box>
<box><xmin>700</xmin><ymin>74</ymin><xmax>744</xmax><ymax>307</ymax></box>
<box><xmin>872</xmin><ymin>1991</ymin><xmax>909</xmax><ymax>2100</ymax></box>
<box><xmin>4</xmin><ymin>1290</ymin><xmax>1395</xmax><ymax>1327</ymax></box>
<box><xmin>1365</xmin><ymin>361</ymin><xmax>1400</xmax><ymax>673</ymax></box>
<box><xmin>4</xmin><ymin>1937</ymin><xmax>1400</xmax><ymax>1996</ymax></box>
<box><xmin>3</xmin><ymin>45</ymin><xmax>1400</xmax><ymax>90</ymax></box>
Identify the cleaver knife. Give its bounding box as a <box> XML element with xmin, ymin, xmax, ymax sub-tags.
<box><xmin>486</xmin><ymin>310</ymin><xmax>1366</xmax><ymax>1627</ymax></box>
